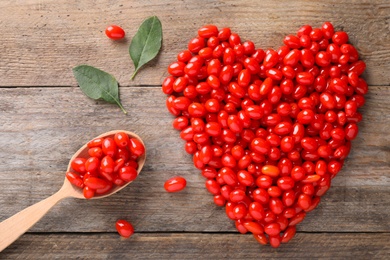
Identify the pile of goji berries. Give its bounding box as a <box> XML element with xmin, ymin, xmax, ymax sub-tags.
<box><xmin>66</xmin><ymin>132</ymin><xmax>145</xmax><ymax>199</ymax></box>
<box><xmin>162</xmin><ymin>22</ymin><xmax>367</xmax><ymax>247</ymax></box>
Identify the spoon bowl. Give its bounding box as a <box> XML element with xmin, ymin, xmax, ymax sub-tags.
<box><xmin>0</xmin><ymin>130</ymin><xmax>146</xmax><ymax>251</ymax></box>
<box><xmin>64</xmin><ymin>130</ymin><xmax>146</xmax><ymax>199</ymax></box>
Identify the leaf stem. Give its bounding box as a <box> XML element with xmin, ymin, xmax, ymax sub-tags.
<box><xmin>130</xmin><ymin>69</ymin><xmax>138</xmax><ymax>80</ymax></box>
<box><xmin>117</xmin><ymin>102</ymin><xmax>128</xmax><ymax>114</ymax></box>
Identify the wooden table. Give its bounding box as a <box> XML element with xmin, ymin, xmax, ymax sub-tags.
<box><xmin>0</xmin><ymin>0</ymin><xmax>389</xmax><ymax>258</ymax></box>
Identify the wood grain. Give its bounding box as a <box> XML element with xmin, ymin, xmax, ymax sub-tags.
<box><xmin>1</xmin><ymin>233</ymin><xmax>389</xmax><ymax>259</ymax></box>
<box><xmin>0</xmin><ymin>86</ymin><xmax>388</xmax><ymax>233</ymax></box>
<box><xmin>0</xmin><ymin>0</ymin><xmax>389</xmax><ymax>87</ymax></box>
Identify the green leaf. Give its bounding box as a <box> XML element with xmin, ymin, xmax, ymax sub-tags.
<box><xmin>72</xmin><ymin>65</ymin><xmax>127</xmax><ymax>114</ymax></box>
<box><xmin>129</xmin><ymin>16</ymin><xmax>162</xmax><ymax>79</ymax></box>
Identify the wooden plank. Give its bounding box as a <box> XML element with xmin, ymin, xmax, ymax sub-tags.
<box><xmin>0</xmin><ymin>86</ymin><xmax>388</xmax><ymax>233</ymax></box>
<box><xmin>1</xmin><ymin>233</ymin><xmax>389</xmax><ymax>259</ymax></box>
<box><xmin>0</xmin><ymin>0</ymin><xmax>389</xmax><ymax>87</ymax></box>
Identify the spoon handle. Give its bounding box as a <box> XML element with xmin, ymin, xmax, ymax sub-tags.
<box><xmin>0</xmin><ymin>189</ymin><xmax>68</xmax><ymax>252</ymax></box>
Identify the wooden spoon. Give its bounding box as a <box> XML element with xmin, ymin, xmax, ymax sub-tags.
<box><xmin>0</xmin><ymin>130</ymin><xmax>146</xmax><ymax>252</ymax></box>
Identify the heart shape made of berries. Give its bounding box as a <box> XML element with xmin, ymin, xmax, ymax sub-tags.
<box><xmin>162</xmin><ymin>22</ymin><xmax>367</xmax><ymax>248</ymax></box>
